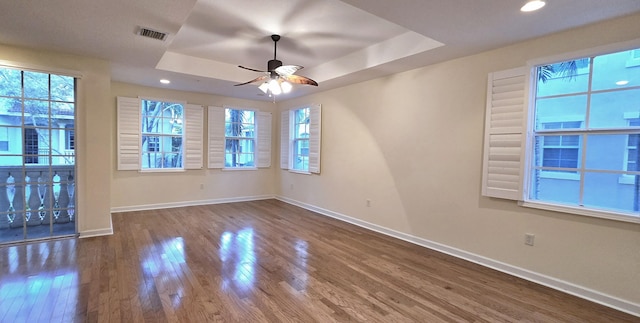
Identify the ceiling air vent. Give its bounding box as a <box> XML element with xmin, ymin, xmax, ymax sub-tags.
<box><xmin>137</xmin><ymin>27</ymin><xmax>168</xmax><ymax>41</ymax></box>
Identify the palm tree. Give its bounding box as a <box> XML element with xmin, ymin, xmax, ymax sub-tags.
<box><xmin>538</xmin><ymin>58</ymin><xmax>589</xmax><ymax>83</ymax></box>
<box><xmin>226</xmin><ymin>109</ymin><xmax>245</xmax><ymax>167</ymax></box>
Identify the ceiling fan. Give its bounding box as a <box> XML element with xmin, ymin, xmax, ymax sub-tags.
<box><xmin>234</xmin><ymin>34</ymin><xmax>318</xmax><ymax>95</ymax></box>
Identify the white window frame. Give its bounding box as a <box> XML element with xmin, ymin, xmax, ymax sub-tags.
<box><xmin>116</xmin><ymin>97</ymin><xmax>203</xmax><ymax>172</ymax></box>
<box><xmin>280</xmin><ymin>104</ymin><xmax>321</xmax><ymax>174</ymax></box>
<box><xmin>482</xmin><ymin>39</ymin><xmax>640</xmax><ymax>224</ymax></box>
<box><xmin>208</xmin><ymin>106</ymin><xmax>271</xmax><ymax>170</ymax></box>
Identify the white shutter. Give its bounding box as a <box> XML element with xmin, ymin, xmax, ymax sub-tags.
<box><xmin>116</xmin><ymin>96</ymin><xmax>140</xmax><ymax>170</ymax></box>
<box><xmin>482</xmin><ymin>67</ymin><xmax>528</xmax><ymax>200</ymax></box>
<box><xmin>184</xmin><ymin>104</ymin><xmax>203</xmax><ymax>169</ymax></box>
<box><xmin>308</xmin><ymin>104</ymin><xmax>322</xmax><ymax>174</ymax></box>
<box><xmin>256</xmin><ymin>111</ymin><xmax>272</xmax><ymax>168</ymax></box>
<box><xmin>280</xmin><ymin>110</ymin><xmax>290</xmax><ymax>169</ymax></box>
<box><xmin>208</xmin><ymin>106</ymin><xmax>225</xmax><ymax>168</ymax></box>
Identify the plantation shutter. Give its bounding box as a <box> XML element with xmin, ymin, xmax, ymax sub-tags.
<box><xmin>308</xmin><ymin>104</ymin><xmax>322</xmax><ymax>174</ymax></box>
<box><xmin>256</xmin><ymin>111</ymin><xmax>272</xmax><ymax>168</ymax></box>
<box><xmin>481</xmin><ymin>67</ymin><xmax>528</xmax><ymax>200</ymax></box>
<box><xmin>280</xmin><ymin>110</ymin><xmax>290</xmax><ymax>169</ymax></box>
<box><xmin>208</xmin><ymin>106</ymin><xmax>225</xmax><ymax>168</ymax></box>
<box><xmin>116</xmin><ymin>96</ymin><xmax>140</xmax><ymax>170</ymax></box>
<box><xmin>183</xmin><ymin>104</ymin><xmax>203</xmax><ymax>169</ymax></box>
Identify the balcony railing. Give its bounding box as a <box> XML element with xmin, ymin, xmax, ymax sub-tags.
<box><xmin>0</xmin><ymin>165</ymin><xmax>75</xmax><ymax>230</ymax></box>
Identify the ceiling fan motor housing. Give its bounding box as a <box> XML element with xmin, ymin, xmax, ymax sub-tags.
<box><xmin>268</xmin><ymin>59</ymin><xmax>283</xmax><ymax>72</ymax></box>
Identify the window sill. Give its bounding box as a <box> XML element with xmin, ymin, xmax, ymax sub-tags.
<box><xmin>138</xmin><ymin>168</ymin><xmax>185</xmax><ymax>173</ymax></box>
<box><xmin>618</xmin><ymin>174</ymin><xmax>637</xmax><ymax>185</ymax></box>
<box><xmin>222</xmin><ymin>167</ymin><xmax>258</xmax><ymax>171</ymax></box>
<box><xmin>288</xmin><ymin>169</ymin><xmax>311</xmax><ymax>175</ymax></box>
<box><xmin>519</xmin><ymin>200</ymin><xmax>640</xmax><ymax>224</ymax></box>
<box><xmin>539</xmin><ymin>171</ymin><xmax>579</xmax><ymax>180</ymax></box>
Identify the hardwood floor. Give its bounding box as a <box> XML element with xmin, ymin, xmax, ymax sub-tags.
<box><xmin>0</xmin><ymin>199</ymin><xmax>636</xmax><ymax>322</ymax></box>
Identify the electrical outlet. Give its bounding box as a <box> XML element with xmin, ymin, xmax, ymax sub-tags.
<box><xmin>290</xmin><ymin>183</ymin><xmax>294</xmax><ymax>190</ymax></box>
<box><xmin>366</xmin><ymin>199</ymin><xmax>371</xmax><ymax>207</ymax></box>
<box><xmin>525</xmin><ymin>233</ymin><xmax>535</xmax><ymax>246</ymax></box>
<box><xmin>200</xmin><ymin>183</ymin><xmax>204</xmax><ymax>190</ymax></box>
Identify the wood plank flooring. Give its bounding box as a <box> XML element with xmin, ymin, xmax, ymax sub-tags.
<box><xmin>0</xmin><ymin>199</ymin><xmax>637</xmax><ymax>322</ymax></box>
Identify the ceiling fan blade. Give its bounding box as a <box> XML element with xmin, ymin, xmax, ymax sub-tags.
<box><xmin>282</xmin><ymin>74</ymin><xmax>318</xmax><ymax>86</ymax></box>
<box><xmin>234</xmin><ymin>75</ymin><xmax>269</xmax><ymax>86</ymax></box>
<box><xmin>238</xmin><ymin>65</ymin><xmax>267</xmax><ymax>73</ymax></box>
<box><xmin>275</xmin><ymin>65</ymin><xmax>303</xmax><ymax>76</ymax></box>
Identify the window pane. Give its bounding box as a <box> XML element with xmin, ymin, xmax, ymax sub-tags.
<box><xmin>0</xmin><ymin>97</ymin><xmax>23</xmax><ymax>126</ymax></box>
<box><xmin>24</xmin><ymin>100</ymin><xmax>50</xmax><ymax>127</ymax></box>
<box><xmin>142</xmin><ymin>136</ymin><xmax>160</xmax><ymax>152</ymax></box>
<box><xmin>584</xmin><ymin>134</ymin><xmax>632</xmax><ymax>172</ymax></box>
<box><xmin>164</xmin><ymin>153</ymin><xmax>181</xmax><ymax>168</ymax></box>
<box><xmin>141</xmin><ymin>153</ymin><xmax>162</xmax><ymax>168</ymax></box>
<box><xmin>225</xmin><ymin>109</ymin><xmax>254</xmax><ymax>138</ymax></box>
<box><xmin>0</xmin><ymin>68</ymin><xmax>22</xmax><ymax>97</ymax></box>
<box><xmin>51</xmin><ymin>102</ymin><xmax>74</xmax><ymax>128</ymax></box>
<box><xmin>170</xmin><ymin>136</ymin><xmax>182</xmax><ymax>153</ymax></box>
<box><xmin>592</xmin><ymin>49</ymin><xmax>640</xmax><ymax>92</ymax></box>
<box><xmin>23</xmin><ymin>71</ymin><xmax>49</xmax><ymax>99</ymax></box>
<box><xmin>536</xmin><ymin>59</ymin><xmax>590</xmax><ymax>97</ymax></box>
<box><xmin>589</xmin><ymin>89</ymin><xmax>640</xmax><ymax>129</ymax></box>
<box><xmin>534</xmin><ymin>95</ymin><xmax>586</xmax><ymax>130</ymax></box>
<box><xmin>529</xmin><ymin>169</ymin><xmax>580</xmax><ymax>205</ymax></box>
<box><xmin>50</xmin><ymin>74</ymin><xmax>75</xmax><ymax>102</ymax></box>
<box><xmin>533</xmin><ymin>135</ymin><xmax>581</xmax><ymax>168</ymax></box>
<box><xmin>583</xmin><ymin>172</ymin><xmax>640</xmax><ymax>213</ymax></box>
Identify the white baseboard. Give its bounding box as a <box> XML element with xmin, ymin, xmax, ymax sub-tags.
<box><xmin>276</xmin><ymin>196</ymin><xmax>640</xmax><ymax>318</ymax></box>
<box><xmin>79</xmin><ymin>212</ymin><xmax>114</xmax><ymax>238</ymax></box>
<box><xmin>110</xmin><ymin>195</ymin><xmax>275</xmax><ymax>213</ymax></box>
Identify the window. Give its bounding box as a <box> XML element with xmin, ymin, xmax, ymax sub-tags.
<box><xmin>483</xmin><ymin>45</ymin><xmax>640</xmax><ymax>222</ymax></box>
<box><xmin>225</xmin><ymin>108</ymin><xmax>255</xmax><ymax>168</ymax></box>
<box><xmin>140</xmin><ymin>99</ymin><xmax>184</xmax><ymax>169</ymax></box>
<box><xmin>23</xmin><ymin>128</ymin><xmax>39</xmax><ymax>164</ymax></box>
<box><xmin>207</xmin><ymin>106</ymin><xmax>271</xmax><ymax>169</ymax></box>
<box><xmin>117</xmin><ymin>97</ymin><xmax>203</xmax><ymax>171</ymax></box>
<box><xmin>0</xmin><ymin>127</ymin><xmax>8</xmax><ymax>151</ymax></box>
<box><xmin>624</xmin><ymin>119</ymin><xmax>640</xmax><ymax>172</ymax></box>
<box><xmin>538</xmin><ymin>121</ymin><xmax>581</xmax><ymax>169</ymax></box>
<box><xmin>65</xmin><ymin>124</ymin><xmax>74</xmax><ymax>150</ymax></box>
<box><xmin>292</xmin><ymin>107</ymin><xmax>310</xmax><ymax>171</ymax></box>
<box><xmin>281</xmin><ymin>104</ymin><xmax>321</xmax><ymax>173</ymax></box>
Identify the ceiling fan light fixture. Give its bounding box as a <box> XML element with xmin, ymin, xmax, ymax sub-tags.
<box><xmin>521</xmin><ymin>0</ymin><xmax>546</xmax><ymax>12</ymax></box>
<box><xmin>258</xmin><ymin>82</ymin><xmax>269</xmax><ymax>93</ymax></box>
<box><xmin>281</xmin><ymin>81</ymin><xmax>292</xmax><ymax>94</ymax></box>
<box><xmin>269</xmin><ymin>79</ymin><xmax>282</xmax><ymax>95</ymax></box>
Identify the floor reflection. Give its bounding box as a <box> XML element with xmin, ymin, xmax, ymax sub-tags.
<box><xmin>293</xmin><ymin>239</ymin><xmax>308</xmax><ymax>291</ymax></box>
<box><xmin>140</xmin><ymin>237</ymin><xmax>186</xmax><ymax>308</ymax></box>
<box><xmin>219</xmin><ymin>228</ymin><xmax>255</xmax><ymax>292</ymax></box>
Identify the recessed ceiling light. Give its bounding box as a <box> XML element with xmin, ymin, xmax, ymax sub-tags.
<box><xmin>616</xmin><ymin>80</ymin><xmax>629</xmax><ymax>86</ymax></box>
<box><xmin>160</xmin><ymin>79</ymin><xmax>170</xmax><ymax>84</ymax></box>
<box><xmin>521</xmin><ymin>0</ymin><xmax>546</xmax><ymax>12</ymax></box>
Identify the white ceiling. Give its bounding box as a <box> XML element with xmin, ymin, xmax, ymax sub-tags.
<box><xmin>1</xmin><ymin>0</ymin><xmax>640</xmax><ymax>101</ymax></box>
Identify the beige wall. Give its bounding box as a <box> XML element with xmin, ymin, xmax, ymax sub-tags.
<box><xmin>0</xmin><ymin>44</ymin><xmax>112</xmax><ymax>236</ymax></box>
<box><xmin>278</xmin><ymin>14</ymin><xmax>640</xmax><ymax>307</ymax></box>
<box><xmin>110</xmin><ymin>82</ymin><xmax>278</xmax><ymax>210</ymax></box>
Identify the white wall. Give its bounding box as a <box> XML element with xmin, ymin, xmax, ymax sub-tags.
<box><xmin>110</xmin><ymin>82</ymin><xmax>278</xmax><ymax>210</ymax></box>
<box><xmin>277</xmin><ymin>13</ymin><xmax>640</xmax><ymax>312</ymax></box>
